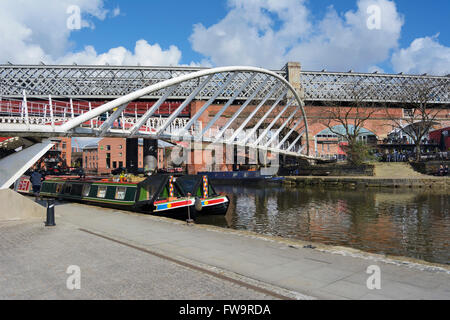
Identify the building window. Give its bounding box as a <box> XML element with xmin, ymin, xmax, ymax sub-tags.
<box><xmin>404</xmin><ymin>109</ymin><xmax>414</xmax><ymax>117</ymax></box>
<box><xmin>62</xmin><ymin>143</ymin><xmax>66</xmax><ymax>149</ymax></box>
<box><xmin>107</xmin><ymin>145</ymin><xmax>111</xmax><ymax>151</ymax></box>
<box><xmin>113</xmin><ymin>161</ymin><xmax>117</xmax><ymax>169</ymax></box>
<box><xmin>119</xmin><ymin>152</ymin><xmax>123</xmax><ymax>157</ymax></box>
<box><xmin>119</xmin><ymin>145</ymin><xmax>123</xmax><ymax>149</ymax></box>
<box><xmin>119</xmin><ymin>161</ymin><xmax>123</xmax><ymax>168</ymax></box>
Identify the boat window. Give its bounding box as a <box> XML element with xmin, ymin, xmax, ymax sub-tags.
<box><xmin>115</xmin><ymin>187</ymin><xmax>127</xmax><ymax>200</ymax></box>
<box><xmin>56</xmin><ymin>183</ymin><xmax>64</xmax><ymax>193</ymax></box>
<box><xmin>97</xmin><ymin>186</ymin><xmax>107</xmax><ymax>198</ymax></box>
<box><xmin>82</xmin><ymin>184</ymin><xmax>91</xmax><ymax>197</ymax></box>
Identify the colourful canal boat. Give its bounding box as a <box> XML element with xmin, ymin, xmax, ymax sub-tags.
<box><xmin>15</xmin><ymin>174</ymin><xmax>229</xmax><ymax>219</ymax></box>
<box><xmin>176</xmin><ymin>175</ymin><xmax>230</xmax><ymax>216</ymax></box>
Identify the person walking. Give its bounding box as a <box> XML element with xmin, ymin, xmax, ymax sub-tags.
<box><xmin>30</xmin><ymin>170</ymin><xmax>44</xmax><ymax>201</ymax></box>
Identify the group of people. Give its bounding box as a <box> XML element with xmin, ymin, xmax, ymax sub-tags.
<box><xmin>382</xmin><ymin>137</ymin><xmax>437</xmax><ymax>146</ymax></box>
<box><xmin>380</xmin><ymin>149</ymin><xmax>413</xmax><ymax>162</ymax></box>
<box><xmin>436</xmin><ymin>165</ymin><xmax>449</xmax><ymax>176</ymax></box>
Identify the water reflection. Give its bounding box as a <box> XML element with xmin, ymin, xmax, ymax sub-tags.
<box><xmin>196</xmin><ymin>185</ymin><xmax>450</xmax><ymax>265</ymax></box>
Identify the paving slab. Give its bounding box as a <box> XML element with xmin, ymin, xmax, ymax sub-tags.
<box><xmin>2</xmin><ymin>201</ymin><xmax>449</xmax><ymax>300</ymax></box>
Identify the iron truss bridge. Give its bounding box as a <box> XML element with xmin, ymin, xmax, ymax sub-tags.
<box><xmin>0</xmin><ymin>66</ymin><xmax>312</xmax><ymax>160</ymax></box>
<box><xmin>0</xmin><ymin>64</ymin><xmax>449</xmax><ymax>104</ymax></box>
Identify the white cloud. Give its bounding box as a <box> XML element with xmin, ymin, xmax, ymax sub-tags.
<box><xmin>59</xmin><ymin>40</ymin><xmax>182</xmax><ymax>66</ymax></box>
<box><xmin>190</xmin><ymin>0</ymin><xmax>311</xmax><ymax>69</ymax></box>
<box><xmin>391</xmin><ymin>35</ymin><xmax>450</xmax><ymax>76</ymax></box>
<box><xmin>190</xmin><ymin>0</ymin><xmax>404</xmax><ymax>71</ymax></box>
<box><xmin>0</xmin><ymin>0</ymin><xmax>108</xmax><ymax>62</ymax></box>
<box><xmin>112</xmin><ymin>7</ymin><xmax>121</xmax><ymax>18</ymax></box>
<box><xmin>0</xmin><ymin>0</ymin><xmax>184</xmax><ymax>66</ymax></box>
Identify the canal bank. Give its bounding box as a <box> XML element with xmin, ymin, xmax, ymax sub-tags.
<box><xmin>2</xmin><ymin>200</ymin><xmax>448</xmax><ymax>300</ymax></box>
<box><xmin>283</xmin><ymin>163</ymin><xmax>450</xmax><ymax>189</ymax></box>
<box><xmin>283</xmin><ymin>176</ymin><xmax>450</xmax><ymax>188</ymax></box>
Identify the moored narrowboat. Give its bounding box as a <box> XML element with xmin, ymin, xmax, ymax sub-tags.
<box><xmin>176</xmin><ymin>175</ymin><xmax>229</xmax><ymax>216</ymax></box>
<box><xmin>15</xmin><ymin>174</ymin><xmax>229</xmax><ymax>219</ymax></box>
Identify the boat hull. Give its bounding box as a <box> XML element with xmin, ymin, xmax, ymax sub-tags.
<box><xmin>16</xmin><ymin>174</ymin><xmax>228</xmax><ymax>220</ymax></box>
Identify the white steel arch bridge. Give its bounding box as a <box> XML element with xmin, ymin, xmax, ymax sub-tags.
<box><xmin>0</xmin><ymin>66</ymin><xmax>310</xmax><ymax>158</ymax></box>
<box><xmin>0</xmin><ymin>66</ymin><xmax>313</xmax><ymax>188</ymax></box>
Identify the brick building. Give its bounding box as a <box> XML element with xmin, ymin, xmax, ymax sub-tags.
<box><xmin>83</xmin><ymin>138</ymin><xmax>136</xmax><ymax>174</ymax></box>
<box><xmin>82</xmin><ymin>138</ymin><xmax>167</xmax><ymax>175</ymax></box>
<box><xmin>49</xmin><ymin>137</ymin><xmax>72</xmax><ymax>167</ymax></box>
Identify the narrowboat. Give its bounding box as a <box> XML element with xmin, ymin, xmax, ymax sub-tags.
<box><xmin>198</xmin><ymin>171</ymin><xmax>284</xmax><ymax>184</ymax></box>
<box><xmin>176</xmin><ymin>175</ymin><xmax>230</xmax><ymax>216</ymax></box>
<box><xmin>15</xmin><ymin>174</ymin><xmax>229</xmax><ymax>219</ymax></box>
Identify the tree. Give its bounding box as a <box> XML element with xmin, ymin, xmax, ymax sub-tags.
<box><xmin>323</xmin><ymin>81</ymin><xmax>378</xmax><ymax>165</ymax></box>
<box><xmin>385</xmin><ymin>81</ymin><xmax>449</xmax><ymax>162</ymax></box>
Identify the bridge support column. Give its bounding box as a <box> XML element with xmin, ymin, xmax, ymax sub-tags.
<box><xmin>143</xmin><ymin>139</ymin><xmax>158</xmax><ymax>173</ymax></box>
<box><xmin>126</xmin><ymin>138</ymin><xmax>139</xmax><ymax>174</ymax></box>
<box><xmin>284</xmin><ymin>62</ymin><xmax>304</xmax><ymax>100</ymax></box>
<box><xmin>285</xmin><ymin>62</ymin><xmax>314</xmax><ymax>157</ymax></box>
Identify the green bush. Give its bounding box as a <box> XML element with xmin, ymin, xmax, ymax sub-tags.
<box><xmin>343</xmin><ymin>141</ymin><xmax>375</xmax><ymax>166</ymax></box>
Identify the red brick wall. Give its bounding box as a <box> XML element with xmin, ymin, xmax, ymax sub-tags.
<box><xmin>190</xmin><ymin>100</ymin><xmax>450</xmax><ymax>161</ymax></box>
<box><xmin>83</xmin><ymin>138</ymin><xmax>146</xmax><ymax>175</ymax></box>
<box><xmin>50</xmin><ymin>137</ymin><xmax>72</xmax><ymax>167</ymax></box>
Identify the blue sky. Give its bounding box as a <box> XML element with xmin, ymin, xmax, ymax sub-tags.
<box><xmin>0</xmin><ymin>0</ymin><xmax>449</xmax><ymax>75</ymax></box>
<box><xmin>71</xmin><ymin>0</ymin><xmax>450</xmax><ymax>74</ymax></box>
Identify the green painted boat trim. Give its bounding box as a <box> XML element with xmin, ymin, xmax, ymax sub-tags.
<box><xmin>43</xmin><ymin>181</ymin><xmax>139</xmax><ymax>188</ymax></box>
<box><xmin>83</xmin><ymin>197</ymin><xmax>135</xmax><ymax>205</ymax></box>
<box><xmin>92</xmin><ymin>183</ymin><xmax>139</xmax><ymax>187</ymax></box>
<box><xmin>39</xmin><ymin>193</ymin><xmax>134</xmax><ymax>205</ymax></box>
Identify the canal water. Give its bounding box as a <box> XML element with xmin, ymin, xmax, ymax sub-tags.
<box><xmin>196</xmin><ymin>184</ymin><xmax>450</xmax><ymax>265</ymax></box>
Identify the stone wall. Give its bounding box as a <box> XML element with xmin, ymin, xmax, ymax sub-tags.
<box><xmin>411</xmin><ymin>161</ymin><xmax>450</xmax><ymax>176</ymax></box>
<box><xmin>280</xmin><ymin>163</ymin><xmax>375</xmax><ymax>177</ymax></box>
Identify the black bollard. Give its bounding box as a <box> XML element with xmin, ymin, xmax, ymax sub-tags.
<box><xmin>186</xmin><ymin>193</ymin><xmax>194</xmax><ymax>224</ymax></box>
<box><xmin>45</xmin><ymin>199</ymin><xmax>56</xmax><ymax>227</ymax></box>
